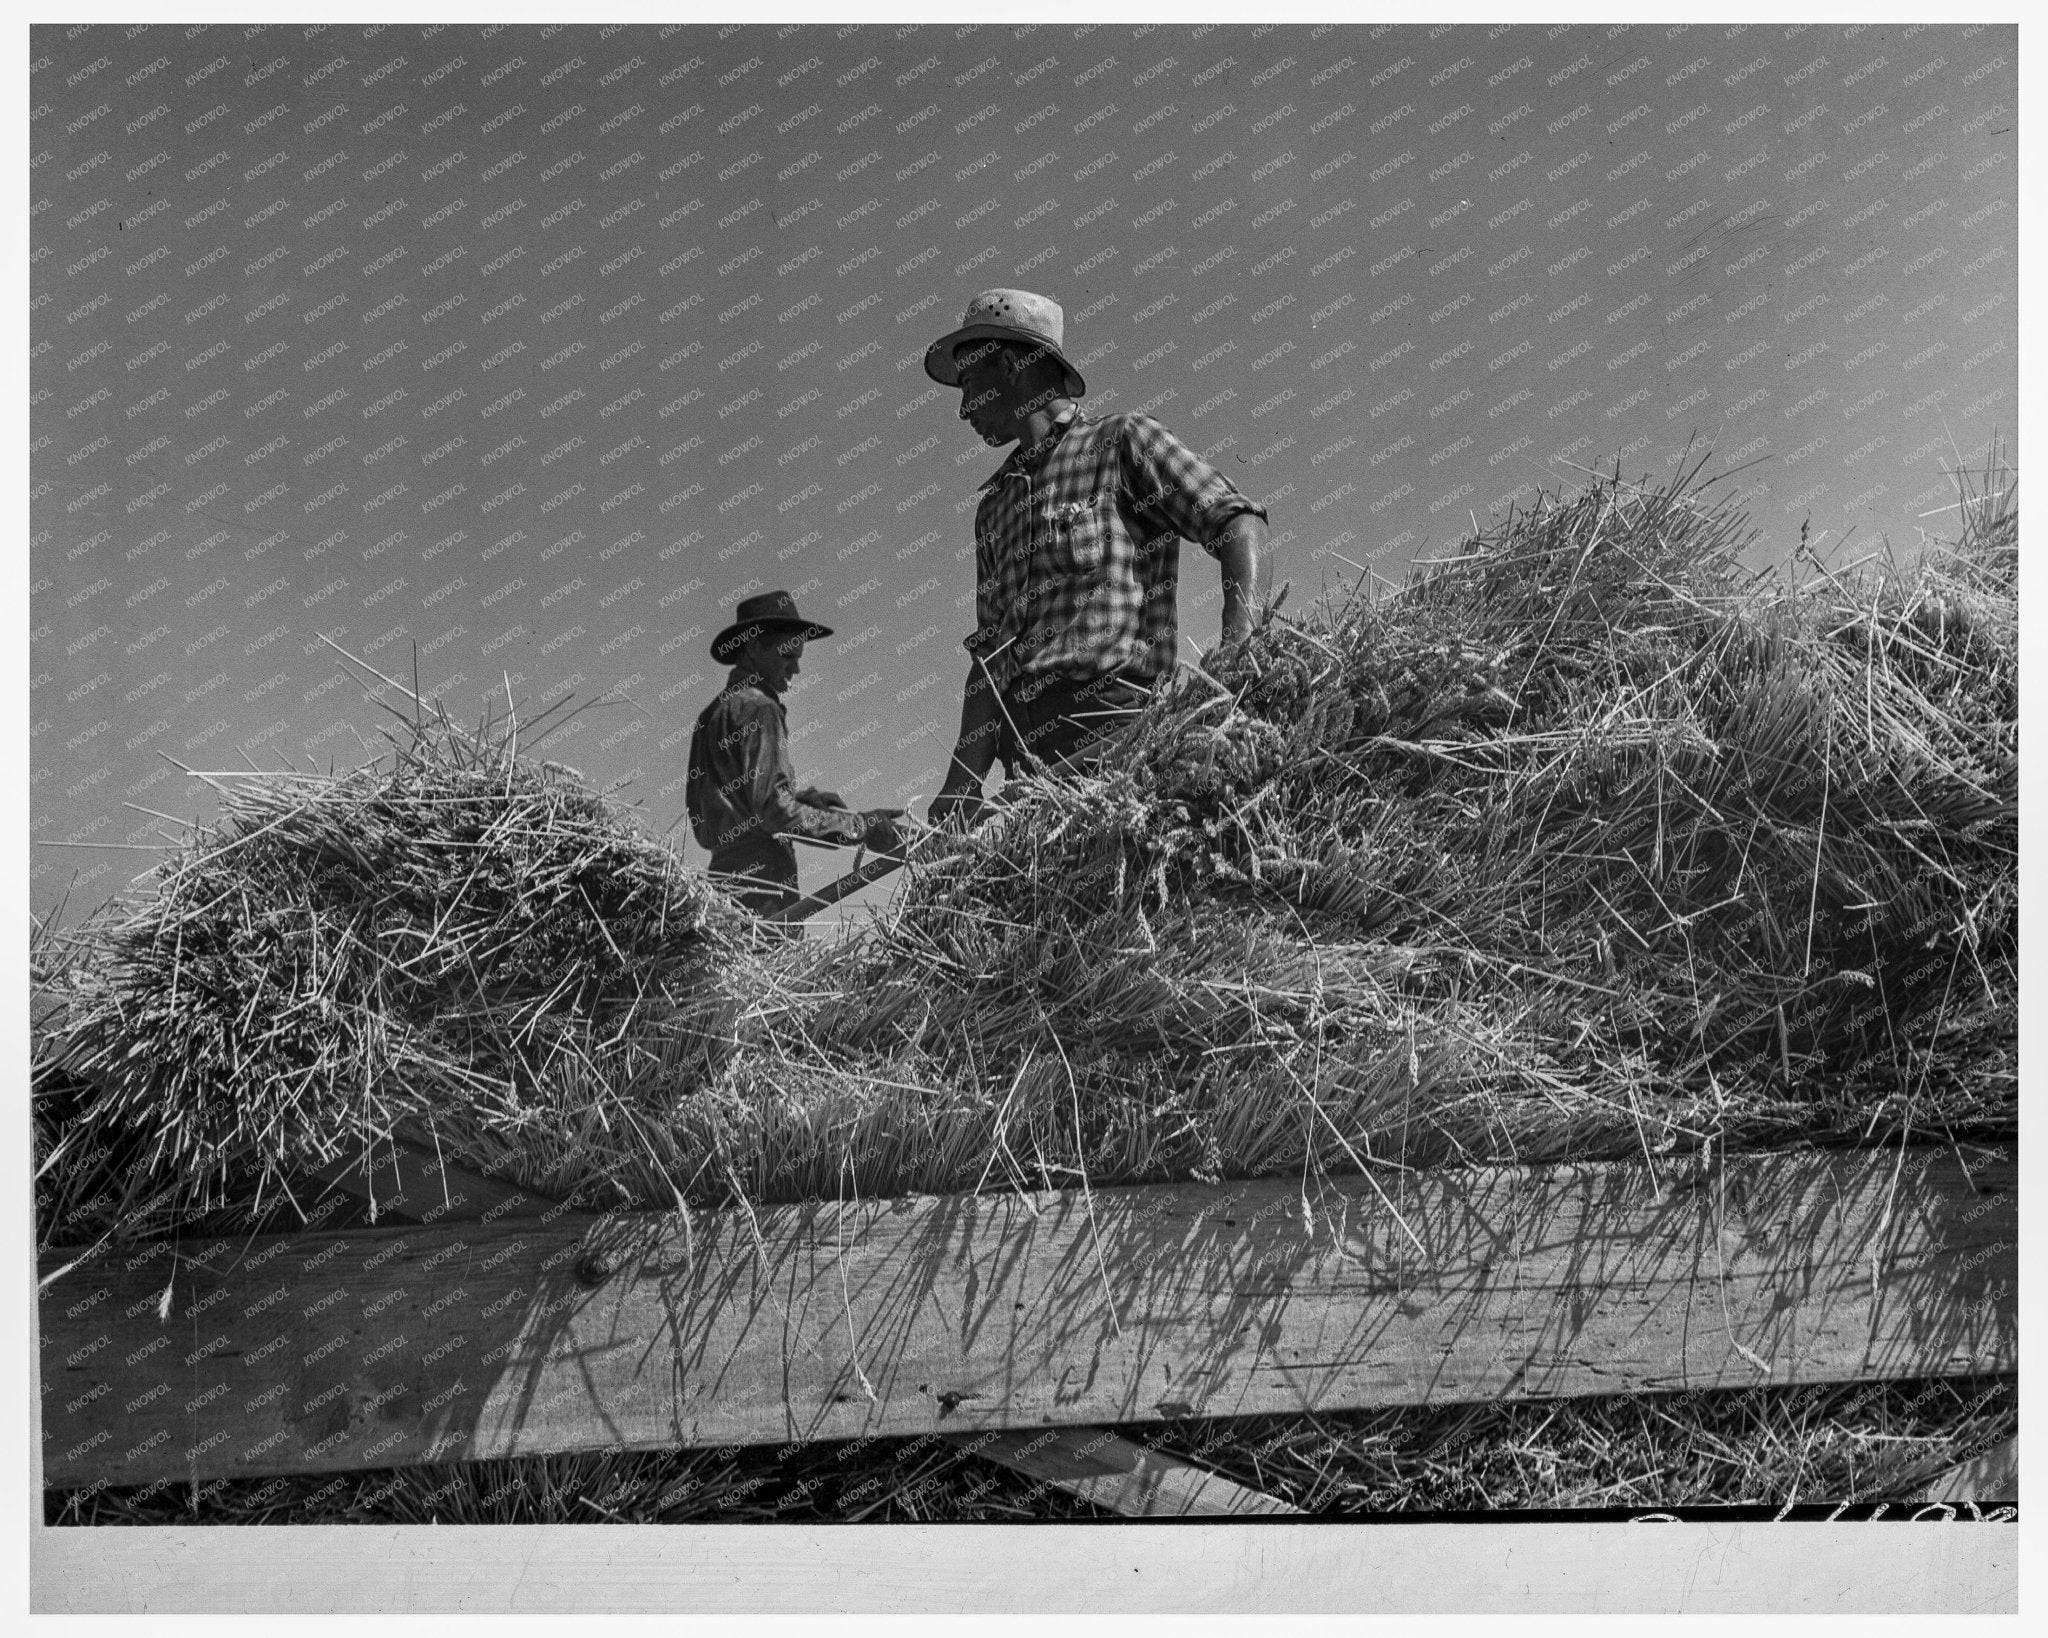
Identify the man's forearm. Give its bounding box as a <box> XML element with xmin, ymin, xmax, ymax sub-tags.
<box><xmin>1215</xmin><ymin>513</ymin><xmax>1270</xmax><ymax>641</ymax></box>
<box><xmin>770</xmin><ymin>784</ymin><xmax>868</xmax><ymax>844</ymax></box>
<box><xmin>940</xmin><ymin>659</ymin><xmax>1002</xmax><ymax>791</ymax></box>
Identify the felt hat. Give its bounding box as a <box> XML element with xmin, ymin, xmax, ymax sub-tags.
<box><xmin>710</xmin><ymin>589</ymin><xmax>835</xmax><ymax>663</ymax></box>
<box><xmin>923</xmin><ymin>288</ymin><xmax>1087</xmax><ymax>399</ymax></box>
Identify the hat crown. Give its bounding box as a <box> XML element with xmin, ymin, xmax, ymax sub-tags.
<box><xmin>958</xmin><ymin>288</ymin><xmax>1065</xmax><ymax>349</ymax></box>
<box><xmin>710</xmin><ymin>588</ymin><xmax>834</xmax><ymax>660</ymax></box>
<box><xmin>734</xmin><ymin>590</ymin><xmax>803</xmax><ymax>624</ymax></box>
<box><xmin>921</xmin><ymin>287</ymin><xmax>1087</xmax><ymax>398</ymax></box>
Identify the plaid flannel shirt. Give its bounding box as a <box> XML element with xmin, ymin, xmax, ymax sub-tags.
<box><xmin>964</xmin><ymin>406</ymin><xmax>1268</xmax><ymax>692</ymax></box>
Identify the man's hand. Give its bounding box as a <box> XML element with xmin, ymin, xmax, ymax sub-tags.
<box><xmin>861</xmin><ymin>809</ymin><xmax>908</xmax><ymax>857</ymax></box>
<box><xmin>927</xmin><ymin>781</ymin><xmax>985</xmax><ymax>832</ymax></box>
<box><xmin>931</xmin><ymin>657</ymin><xmax>1002</xmax><ymax>828</ymax></box>
<box><xmin>797</xmin><ymin>786</ymin><xmax>848</xmax><ymax>809</ymax></box>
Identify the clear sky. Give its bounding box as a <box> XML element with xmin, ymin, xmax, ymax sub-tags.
<box><xmin>30</xmin><ymin>20</ymin><xmax>2018</xmax><ymax>927</ymax></box>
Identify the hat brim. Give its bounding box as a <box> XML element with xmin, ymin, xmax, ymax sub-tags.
<box><xmin>711</xmin><ymin>616</ymin><xmax>833</xmax><ymax>662</ymax></box>
<box><xmin>923</xmin><ymin>321</ymin><xmax>1087</xmax><ymax>399</ymax></box>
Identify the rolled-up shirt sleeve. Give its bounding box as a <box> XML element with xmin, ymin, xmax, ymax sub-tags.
<box><xmin>745</xmin><ymin>696</ymin><xmax>865</xmax><ymax>844</ymax></box>
<box><xmin>1119</xmin><ymin>412</ymin><xmax>1268</xmax><ymax>557</ymax></box>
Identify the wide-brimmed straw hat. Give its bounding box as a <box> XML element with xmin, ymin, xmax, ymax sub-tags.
<box><xmin>923</xmin><ymin>288</ymin><xmax>1087</xmax><ymax>399</ymax></box>
<box><xmin>710</xmin><ymin>590</ymin><xmax>835</xmax><ymax>662</ymax></box>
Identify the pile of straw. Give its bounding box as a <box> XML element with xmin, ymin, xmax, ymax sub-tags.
<box><xmin>35</xmin><ymin>692</ymin><xmax>762</xmax><ymax>1230</ymax></box>
<box><xmin>35</xmin><ymin>455</ymin><xmax>2016</xmax><ymax>1236</ymax></box>
<box><xmin>887</xmin><ymin>452</ymin><xmax>2013</xmax><ymax>1139</ymax></box>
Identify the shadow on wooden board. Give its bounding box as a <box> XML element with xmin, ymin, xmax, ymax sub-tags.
<box><xmin>38</xmin><ymin>1143</ymin><xmax>2014</xmax><ymax>1496</ymax></box>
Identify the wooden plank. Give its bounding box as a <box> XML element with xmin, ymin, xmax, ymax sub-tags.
<box><xmin>37</xmin><ymin>1144</ymin><xmax>2015</xmax><ymax>1493</ymax></box>
<box><xmin>310</xmin><ymin>1137</ymin><xmax>1288</xmax><ymax>1518</ymax></box>
<box><xmin>1920</xmin><ymin>1434</ymin><xmax>2017</xmax><ymax>1507</ymax></box>
<box><xmin>305</xmin><ymin>1141</ymin><xmax>557</xmax><ymax>1227</ymax></box>
<box><xmin>948</xmin><ymin>1427</ymin><xmax>1303</xmax><ymax>1516</ymax></box>
<box><xmin>314</xmin><ymin>1137</ymin><xmax>1286</xmax><ymax>1518</ymax></box>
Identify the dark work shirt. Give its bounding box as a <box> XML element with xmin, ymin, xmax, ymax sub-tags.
<box><xmin>685</xmin><ymin>680</ymin><xmax>866</xmax><ymax>858</ymax></box>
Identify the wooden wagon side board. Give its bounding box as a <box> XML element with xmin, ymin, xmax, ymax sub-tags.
<box><xmin>308</xmin><ymin>1141</ymin><xmax>1287</xmax><ymax>1518</ymax></box>
<box><xmin>37</xmin><ymin>1144</ymin><xmax>2015</xmax><ymax>1494</ymax></box>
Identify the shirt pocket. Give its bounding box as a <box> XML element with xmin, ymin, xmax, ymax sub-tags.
<box><xmin>1047</xmin><ymin>492</ymin><xmax>1110</xmax><ymax>576</ymax></box>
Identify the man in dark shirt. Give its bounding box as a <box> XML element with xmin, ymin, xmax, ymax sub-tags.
<box><xmin>921</xmin><ymin>289</ymin><xmax>1271</xmax><ymax>827</ymax></box>
<box><xmin>685</xmin><ymin>591</ymin><xmax>903</xmax><ymax>917</ymax></box>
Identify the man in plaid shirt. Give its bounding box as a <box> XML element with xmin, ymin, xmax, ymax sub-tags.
<box><xmin>923</xmin><ymin>289</ymin><xmax>1271</xmax><ymax>825</ymax></box>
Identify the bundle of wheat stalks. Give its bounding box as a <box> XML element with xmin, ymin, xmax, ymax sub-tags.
<box><xmin>35</xmin><ymin>698</ymin><xmax>764</xmax><ymax>1229</ymax></box>
<box><xmin>35</xmin><ymin>455</ymin><xmax>2016</xmax><ymax>1236</ymax></box>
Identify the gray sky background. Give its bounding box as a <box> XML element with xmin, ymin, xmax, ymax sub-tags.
<box><xmin>26</xmin><ymin>15</ymin><xmax>2019</xmax><ymax>928</ymax></box>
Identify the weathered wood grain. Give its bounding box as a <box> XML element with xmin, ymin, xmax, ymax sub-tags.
<box><xmin>310</xmin><ymin>1142</ymin><xmax>1287</xmax><ymax>1518</ymax></box>
<box><xmin>309</xmin><ymin>1144</ymin><xmax>1285</xmax><ymax>1519</ymax></box>
<box><xmin>948</xmin><ymin>1427</ymin><xmax>1304</xmax><ymax>1516</ymax></box>
<box><xmin>37</xmin><ymin>1144</ymin><xmax>2015</xmax><ymax>1493</ymax></box>
<box><xmin>310</xmin><ymin>1141</ymin><xmax>1291</xmax><ymax>1518</ymax></box>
